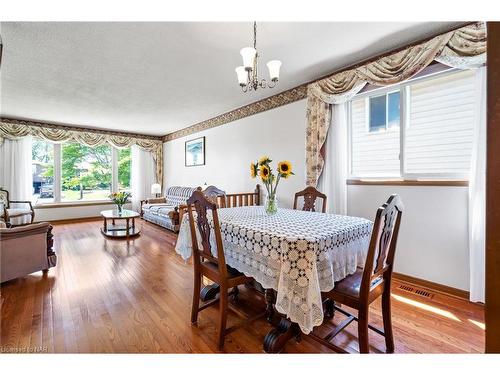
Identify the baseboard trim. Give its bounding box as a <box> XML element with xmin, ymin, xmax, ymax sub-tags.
<box><xmin>35</xmin><ymin>216</ymin><xmax>102</xmax><ymax>225</ymax></box>
<box><xmin>393</xmin><ymin>272</ymin><xmax>470</xmax><ymax>301</ymax></box>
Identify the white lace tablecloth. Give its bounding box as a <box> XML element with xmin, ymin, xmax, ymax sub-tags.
<box><xmin>175</xmin><ymin>206</ymin><xmax>373</xmax><ymax>334</ymax></box>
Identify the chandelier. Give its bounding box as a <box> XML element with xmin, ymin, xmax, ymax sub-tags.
<box><xmin>235</xmin><ymin>22</ymin><xmax>282</xmax><ymax>93</ymax></box>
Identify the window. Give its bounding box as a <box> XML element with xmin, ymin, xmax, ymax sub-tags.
<box><xmin>61</xmin><ymin>143</ymin><xmax>112</xmax><ymax>201</ymax></box>
<box><xmin>349</xmin><ymin>69</ymin><xmax>476</xmax><ymax>179</ymax></box>
<box><xmin>30</xmin><ymin>141</ymin><xmax>132</xmax><ymax>205</ymax></box>
<box><xmin>351</xmin><ymin>96</ymin><xmax>401</xmax><ymax>177</ymax></box>
<box><xmin>117</xmin><ymin>148</ymin><xmax>131</xmax><ymax>191</ymax></box>
<box><xmin>368</xmin><ymin>91</ymin><xmax>400</xmax><ymax>132</ymax></box>
<box><xmin>32</xmin><ymin>139</ymin><xmax>55</xmax><ymax>204</ymax></box>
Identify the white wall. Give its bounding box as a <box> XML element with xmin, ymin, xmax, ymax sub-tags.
<box><xmin>163</xmin><ymin>100</ymin><xmax>308</xmax><ymax>208</ymax></box>
<box><xmin>348</xmin><ymin>185</ymin><xmax>469</xmax><ymax>291</ymax></box>
<box><xmin>35</xmin><ymin>202</ymin><xmax>132</xmax><ymax>222</ymax></box>
<box><xmin>163</xmin><ymin>101</ymin><xmax>470</xmax><ymax>291</ymax></box>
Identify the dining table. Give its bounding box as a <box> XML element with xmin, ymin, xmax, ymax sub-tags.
<box><xmin>175</xmin><ymin>205</ymin><xmax>373</xmax><ymax>352</ymax></box>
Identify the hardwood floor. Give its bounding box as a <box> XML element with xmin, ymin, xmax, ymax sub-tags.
<box><xmin>0</xmin><ymin>219</ymin><xmax>485</xmax><ymax>353</ymax></box>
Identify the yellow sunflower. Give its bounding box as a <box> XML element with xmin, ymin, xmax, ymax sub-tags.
<box><xmin>250</xmin><ymin>162</ymin><xmax>258</xmax><ymax>178</ymax></box>
<box><xmin>259</xmin><ymin>164</ymin><xmax>271</xmax><ymax>181</ymax></box>
<box><xmin>278</xmin><ymin>161</ymin><xmax>293</xmax><ymax>177</ymax></box>
<box><xmin>258</xmin><ymin>156</ymin><xmax>271</xmax><ymax>166</ymax></box>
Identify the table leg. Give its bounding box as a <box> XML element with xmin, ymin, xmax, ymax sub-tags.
<box><xmin>112</xmin><ymin>218</ymin><xmax>115</xmax><ymax>225</ymax></box>
<box><xmin>126</xmin><ymin>218</ymin><xmax>130</xmax><ymax>237</ymax></box>
<box><xmin>263</xmin><ymin>318</ymin><xmax>301</xmax><ymax>353</ymax></box>
<box><xmin>265</xmin><ymin>289</ymin><xmax>276</xmax><ymax>323</ymax></box>
<box><xmin>324</xmin><ymin>298</ymin><xmax>335</xmax><ymax>320</ymax></box>
<box><xmin>200</xmin><ymin>283</ymin><xmax>220</xmax><ymax>302</ymax></box>
<box><xmin>103</xmin><ymin>217</ymin><xmax>107</xmax><ymax>232</ymax></box>
<box><xmin>132</xmin><ymin>217</ymin><xmax>135</xmax><ymax>229</ymax></box>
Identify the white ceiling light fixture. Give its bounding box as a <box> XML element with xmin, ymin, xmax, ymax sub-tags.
<box><xmin>235</xmin><ymin>22</ymin><xmax>281</xmax><ymax>93</ymax></box>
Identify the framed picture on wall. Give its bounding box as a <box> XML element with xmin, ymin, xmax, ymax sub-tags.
<box><xmin>185</xmin><ymin>136</ymin><xmax>205</xmax><ymax>167</ymax></box>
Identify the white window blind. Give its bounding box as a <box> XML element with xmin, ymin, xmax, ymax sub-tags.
<box><xmin>349</xmin><ymin>69</ymin><xmax>477</xmax><ymax>179</ymax></box>
<box><xmin>405</xmin><ymin>70</ymin><xmax>475</xmax><ymax>176</ymax></box>
<box><xmin>351</xmin><ymin>97</ymin><xmax>400</xmax><ymax>177</ymax></box>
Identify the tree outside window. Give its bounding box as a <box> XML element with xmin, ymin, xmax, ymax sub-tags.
<box><xmin>61</xmin><ymin>143</ymin><xmax>112</xmax><ymax>201</ymax></box>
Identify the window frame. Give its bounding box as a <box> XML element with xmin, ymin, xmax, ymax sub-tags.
<box><xmin>348</xmin><ymin>67</ymin><xmax>472</xmax><ymax>181</ymax></box>
<box><xmin>33</xmin><ymin>141</ymin><xmax>131</xmax><ymax>207</ymax></box>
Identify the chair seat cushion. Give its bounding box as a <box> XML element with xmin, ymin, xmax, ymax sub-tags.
<box><xmin>333</xmin><ymin>269</ymin><xmax>383</xmax><ymax>298</ymax></box>
<box><xmin>7</xmin><ymin>208</ymin><xmax>33</xmax><ymax>217</ymax></box>
<box><xmin>203</xmin><ymin>261</ymin><xmax>244</xmax><ymax>278</ymax></box>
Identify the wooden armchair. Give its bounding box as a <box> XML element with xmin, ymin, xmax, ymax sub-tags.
<box><xmin>0</xmin><ymin>188</ymin><xmax>35</xmax><ymax>226</ymax></box>
<box><xmin>187</xmin><ymin>190</ymin><xmax>266</xmax><ymax>349</ymax></box>
<box><xmin>293</xmin><ymin>186</ymin><xmax>327</xmax><ymax>213</ymax></box>
<box><xmin>309</xmin><ymin>194</ymin><xmax>404</xmax><ymax>353</ymax></box>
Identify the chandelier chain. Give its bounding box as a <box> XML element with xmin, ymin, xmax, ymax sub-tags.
<box><xmin>253</xmin><ymin>21</ymin><xmax>257</xmax><ymax>50</ymax></box>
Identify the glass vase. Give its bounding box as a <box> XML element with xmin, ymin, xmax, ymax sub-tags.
<box><xmin>116</xmin><ymin>204</ymin><xmax>123</xmax><ymax>214</ymax></box>
<box><xmin>265</xmin><ymin>194</ymin><xmax>278</xmax><ymax>215</ymax></box>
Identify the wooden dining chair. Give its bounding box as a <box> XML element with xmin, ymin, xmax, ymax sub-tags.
<box><xmin>203</xmin><ymin>185</ymin><xmax>227</xmax><ymax>208</ymax></box>
<box><xmin>293</xmin><ymin>186</ymin><xmax>327</xmax><ymax>213</ymax></box>
<box><xmin>309</xmin><ymin>194</ymin><xmax>404</xmax><ymax>353</ymax></box>
<box><xmin>187</xmin><ymin>190</ymin><xmax>266</xmax><ymax>350</ymax></box>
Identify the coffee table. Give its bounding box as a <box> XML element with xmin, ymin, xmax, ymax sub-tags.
<box><xmin>101</xmin><ymin>209</ymin><xmax>141</xmax><ymax>238</ymax></box>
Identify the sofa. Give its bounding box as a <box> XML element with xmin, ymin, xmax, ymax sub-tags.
<box><xmin>0</xmin><ymin>221</ymin><xmax>57</xmax><ymax>283</ymax></box>
<box><xmin>142</xmin><ymin>186</ymin><xmax>198</xmax><ymax>232</ymax></box>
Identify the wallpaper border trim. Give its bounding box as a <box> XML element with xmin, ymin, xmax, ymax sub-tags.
<box><xmin>0</xmin><ymin>117</ymin><xmax>163</xmax><ymax>141</ymax></box>
<box><xmin>163</xmin><ymin>84</ymin><xmax>308</xmax><ymax>141</ymax></box>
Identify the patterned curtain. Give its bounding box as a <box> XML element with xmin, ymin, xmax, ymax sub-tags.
<box><xmin>305</xmin><ymin>22</ymin><xmax>487</xmax><ymax>187</ymax></box>
<box><xmin>0</xmin><ymin>120</ymin><xmax>163</xmax><ymax>184</ymax></box>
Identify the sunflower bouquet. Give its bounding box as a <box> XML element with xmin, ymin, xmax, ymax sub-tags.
<box><xmin>250</xmin><ymin>156</ymin><xmax>294</xmax><ymax>214</ymax></box>
<box><xmin>109</xmin><ymin>191</ymin><xmax>131</xmax><ymax>214</ymax></box>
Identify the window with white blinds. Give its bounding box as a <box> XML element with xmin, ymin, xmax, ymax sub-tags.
<box><xmin>349</xmin><ymin>69</ymin><xmax>476</xmax><ymax>179</ymax></box>
<box><xmin>351</xmin><ymin>97</ymin><xmax>401</xmax><ymax>177</ymax></box>
<box><xmin>405</xmin><ymin>70</ymin><xmax>475</xmax><ymax>175</ymax></box>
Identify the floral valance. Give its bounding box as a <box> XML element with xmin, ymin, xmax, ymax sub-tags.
<box><xmin>0</xmin><ymin>119</ymin><xmax>163</xmax><ymax>184</ymax></box>
<box><xmin>306</xmin><ymin>22</ymin><xmax>487</xmax><ymax>186</ymax></box>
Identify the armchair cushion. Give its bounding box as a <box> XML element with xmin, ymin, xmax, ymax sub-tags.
<box><xmin>0</xmin><ymin>222</ymin><xmax>56</xmax><ymax>283</ymax></box>
<box><xmin>7</xmin><ymin>208</ymin><xmax>33</xmax><ymax>217</ymax></box>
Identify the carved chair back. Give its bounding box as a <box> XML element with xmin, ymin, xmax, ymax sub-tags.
<box><xmin>360</xmin><ymin>194</ymin><xmax>404</xmax><ymax>299</ymax></box>
<box><xmin>203</xmin><ymin>185</ymin><xmax>227</xmax><ymax>208</ymax></box>
<box><xmin>0</xmin><ymin>188</ymin><xmax>10</xmax><ymax>209</ymax></box>
<box><xmin>186</xmin><ymin>190</ymin><xmax>228</xmax><ymax>278</ymax></box>
<box><xmin>293</xmin><ymin>186</ymin><xmax>327</xmax><ymax>213</ymax></box>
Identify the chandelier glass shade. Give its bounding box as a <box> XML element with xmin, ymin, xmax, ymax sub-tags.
<box><xmin>235</xmin><ymin>22</ymin><xmax>281</xmax><ymax>92</ymax></box>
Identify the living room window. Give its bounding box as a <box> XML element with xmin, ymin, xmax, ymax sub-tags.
<box><xmin>32</xmin><ymin>139</ymin><xmax>55</xmax><ymax>205</ymax></box>
<box><xmin>349</xmin><ymin>69</ymin><xmax>476</xmax><ymax>179</ymax></box>
<box><xmin>61</xmin><ymin>143</ymin><xmax>112</xmax><ymax>202</ymax></box>
<box><xmin>117</xmin><ymin>147</ymin><xmax>131</xmax><ymax>192</ymax></box>
<box><xmin>30</xmin><ymin>141</ymin><xmax>132</xmax><ymax>205</ymax></box>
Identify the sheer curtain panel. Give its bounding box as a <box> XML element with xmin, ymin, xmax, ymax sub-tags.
<box><xmin>317</xmin><ymin>103</ymin><xmax>348</xmax><ymax>215</ymax></box>
<box><xmin>0</xmin><ymin>136</ymin><xmax>33</xmax><ymax>200</ymax></box>
<box><xmin>131</xmin><ymin>145</ymin><xmax>156</xmax><ymax>212</ymax></box>
<box><xmin>469</xmin><ymin>67</ymin><xmax>486</xmax><ymax>303</ymax></box>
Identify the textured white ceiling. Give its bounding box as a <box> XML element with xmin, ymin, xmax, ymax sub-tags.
<box><xmin>0</xmin><ymin>22</ymin><xmax>461</xmax><ymax>136</ymax></box>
